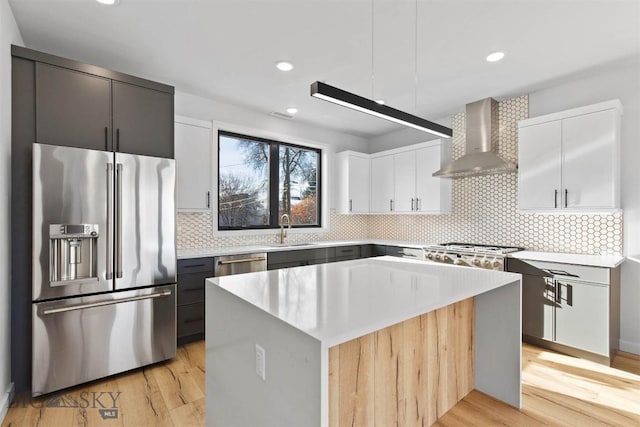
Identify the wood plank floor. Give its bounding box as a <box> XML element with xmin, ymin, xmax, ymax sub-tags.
<box><xmin>3</xmin><ymin>342</ymin><xmax>639</xmax><ymax>426</ymax></box>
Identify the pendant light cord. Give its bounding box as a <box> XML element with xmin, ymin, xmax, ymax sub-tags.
<box><xmin>414</xmin><ymin>0</ymin><xmax>418</xmax><ymax>114</ymax></box>
<box><xmin>371</xmin><ymin>0</ymin><xmax>375</xmax><ymax>100</ymax></box>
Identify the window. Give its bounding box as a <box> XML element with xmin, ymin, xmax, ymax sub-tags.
<box><xmin>218</xmin><ymin>131</ymin><xmax>321</xmax><ymax>230</ymax></box>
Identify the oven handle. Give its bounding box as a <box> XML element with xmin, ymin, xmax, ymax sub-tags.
<box><xmin>217</xmin><ymin>257</ymin><xmax>266</xmax><ymax>265</ymax></box>
<box><xmin>42</xmin><ymin>290</ymin><xmax>172</xmax><ymax>315</ymax></box>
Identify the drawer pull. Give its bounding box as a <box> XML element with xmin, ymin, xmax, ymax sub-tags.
<box><xmin>543</xmin><ymin>269</ymin><xmax>579</xmax><ymax>278</ymax></box>
<box><xmin>184</xmin><ymin>264</ymin><xmax>207</xmax><ymax>269</ymax></box>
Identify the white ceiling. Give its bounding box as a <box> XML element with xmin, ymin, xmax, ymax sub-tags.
<box><xmin>8</xmin><ymin>0</ymin><xmax>640</xmax><ymax>138</ymax></box>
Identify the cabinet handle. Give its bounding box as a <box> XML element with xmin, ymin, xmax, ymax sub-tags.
<box><xmin>411</xmin><ymin>198</ymin><xmax>415</xmax><ymax>211</ymax></box>
<box><xmin>554</xmin><ymin>190</ymin><xmax>558</xmax><ymax>208</ymax></box>
<box><xmin>207</xmin><ymin>191</ymin><xmax>210</xmax><ymax>209</ymax></box>
<box><xmin>390</xmin><ymin>199</ymin><xmax>393</xmax><ymax>212</ymax></box>
<box><xmin>116</xmin><ymin>128</ymin><xmax>120</xmax><ymax>152</ymax></box>
<box><xmin>564</xmin><ymin>189</ymin><xmax>568</xmax><ymax>208</ymax></box>
<box><xmin>104</xmin><ymin>126</ymin><xmax>108</xmax><ymax>151</ymax></box>
<box><xmin>416</xmin><ymin>198</ymin><xmax>420</xmax><ymax>211</ymax></box>
<box><xmin>349</xmin><ymin>199</ymin><xmax>352</xmax><ymax>212</ymax></box>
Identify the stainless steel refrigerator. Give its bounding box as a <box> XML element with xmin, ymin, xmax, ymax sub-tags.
<box><xmin>31</xmin><ymin>143</ymin><xmax>177</xmax><ymax>396</ymax></box>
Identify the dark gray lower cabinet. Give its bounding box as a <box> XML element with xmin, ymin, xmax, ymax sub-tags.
<box><xmin>267</xmin><ymin>247</ymin><xmax>334</xmax><ymax>269</ymax></box>
<box><xmin>507</xmin><ymin>258</ymin><xmax>620</xmax><ymax>365</ymax></box>
<box><xmin>177</xmin><ymin>257</ymin><xmax>214</xmax><ymax>344</ymax></box>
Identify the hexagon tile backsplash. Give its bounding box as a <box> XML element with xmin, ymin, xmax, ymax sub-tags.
<box><xmin>177</xmin><ymin>94</ymin><xmax>622</xmax><ymax>255</ymax></box>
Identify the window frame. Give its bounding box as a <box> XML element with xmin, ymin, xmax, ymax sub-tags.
<box><xmin>217</xmin><ymin>129</ymin><xmax>323</xmax><ymax>231</ymax></box>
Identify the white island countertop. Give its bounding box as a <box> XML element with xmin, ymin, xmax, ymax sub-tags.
<box><xmin>208</xmin><ymin>256</ymin><xmax>521</xmax><ymax>347</ymax></box>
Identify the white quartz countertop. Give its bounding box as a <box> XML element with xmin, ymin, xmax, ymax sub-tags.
<box><xmin>508</xmin><ymin>251</ymin><xmax>624</xmax><ymax>268</ymax></box>
<box><xmin>207</xmin><ymin>256</ymin><xmax>521</xmax><ymax>347</ymax></box>
<box><xmin>178</xmin><ymin>239</ymin><xmax>429</xmax><ymax>259</ymax></box>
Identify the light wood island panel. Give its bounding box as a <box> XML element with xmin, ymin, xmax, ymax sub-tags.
<box><xmin>329</xmin><ymin>298</ymin><xmax>475</xmax><ymax>426</ymax></box>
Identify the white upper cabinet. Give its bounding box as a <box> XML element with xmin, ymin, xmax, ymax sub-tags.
<box><xmin>415</xmin><ymin>145</ymin><xmax>451</xmax><ymax>213</ymax></box>
<box><xmin>336</xmin><ymin>141</ymin><xmax>450</xmax><ymax>215</ymax></box>
<box><xmin>370</xmin><ymin>155</ymin><xmax>395</xmax><ymax>213</ymax></box>
<box><xmin>345</xmin><ymin>140</ymin><xmax>451</xmax><ymax>215</ymax></box>
<box><xmin>518</xmin><ymin>100</ymin><xmax>622</xmax><ymax>212</ymax></box>
<box><xmin>335</xmin><ymin>151</ymin><xmax>370</xmax><ymax>214</ymax></box>
<box><xmin>393</xmin><ymin>150</ymin><xmax>416</xmax><ymax>212</ymax></box>
<box><xmin>175</xmin><ymin>116</ymin><xmax>212</xmax><ymax>211</ymax></box>
<box><xmin>518</xmin><ymin>120</ymin><xmax>562</xmax><ymax>210</ymax></box>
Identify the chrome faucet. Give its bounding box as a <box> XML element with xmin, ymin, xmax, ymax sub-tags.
<box><xmin>279</xmin><ymin>214</ymin><xmax>291</xmax><ymax>244</ymax></box>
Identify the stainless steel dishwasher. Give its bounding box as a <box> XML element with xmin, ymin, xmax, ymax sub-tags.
<box><xmin>214</xmin><ymin>253</ymin><xmax>267</xmax><ymax>276</ymax></box>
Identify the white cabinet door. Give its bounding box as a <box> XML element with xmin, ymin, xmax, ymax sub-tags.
<box><xmin>415</xmin><ymin>145</ymin><xmax>446</xmax><ymax>212</ymax></box>
<box><xmin>554</xmin><ymin>281</ymin><xmax>609</xmax><ymax>356</ymax></box>
<box><xmin>562</xmin><ymin>110</ymin><xmax>618</xmax><ymax>210</ymax></box>
<box><xmin>393</xmin><ymin>151</ymin><xmax>416</xmax><ymax>212</ymax></box>
<box><xmin>175</xmin><ymin>118</ymin><xmax>212</xmax><ymax>210</ymax></box>
<box><xmin>349</xmin><ymin>155</ymin><xmax>370</xmax><ymax>213</ymax></box>
<box><xmin>518</xmin><ymin>121</ymin><xmax>562</xmax><ymax>210</ymax></box>
<box><xmin>370</xmin><ymin>155</ymin><xmax>395</xmax><ymax>213</ymax></box>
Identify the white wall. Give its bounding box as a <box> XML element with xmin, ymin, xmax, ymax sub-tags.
<box><xmin>528</xmin><ymin>56</ymin><xmax>640</xmax><ymax>354</ymax></box>
<box><xmin>0</xmin><ymin>0</ymin><xmax>24</xmax><ymax>420</ymax></box>
<box><xmin>175</xmin><ymin>91</ymin><xmax>369</xmax><ymax>154</ymax></box>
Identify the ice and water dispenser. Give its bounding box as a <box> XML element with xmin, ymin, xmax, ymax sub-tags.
<box><xmin>49</xmin><ymin>224</ymin><xmax>99</xmax><ymax>284</ymax></box>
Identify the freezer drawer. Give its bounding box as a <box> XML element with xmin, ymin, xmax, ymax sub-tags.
<box><xmin>32</xmin><ymin>285</ymin><xmax>176</xmax><ymax>396</ymax></box>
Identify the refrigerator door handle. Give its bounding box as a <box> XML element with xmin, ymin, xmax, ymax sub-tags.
<box><xmin>116</xmin><ymin>163</ymin><xmax>123</xmax><ymax>278</ymax></box>
<box><xmin>42</xmin><ymin>290</ymin><xmax>172</xmax><ymax>315</ymax></box>
<box><xmin>106</xmin><ymin>163</ymin><xmax>114</xmax><ymax>280</ymax></box>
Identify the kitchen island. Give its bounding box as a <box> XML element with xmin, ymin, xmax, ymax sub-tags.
<box><xmin>206</xmin><ymin>256</ymin><xmax>522</xmax><ymax>426</ymax></box>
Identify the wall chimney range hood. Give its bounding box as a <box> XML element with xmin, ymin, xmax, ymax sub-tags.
<box><xmin>433</xmin><ymin>97</ymin><xmax>517</xmax><ymax>178</ymax></box>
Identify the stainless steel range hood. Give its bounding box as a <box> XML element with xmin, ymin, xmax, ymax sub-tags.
<box><xmin>433</xmin><ymin>97</ymin><xmax>516</xmax><ymax>178</ymax></box>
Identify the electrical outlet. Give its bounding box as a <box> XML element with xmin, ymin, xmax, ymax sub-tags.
<box><xmin>255</xmin><ymin>344</ymin><xmax>266</xmax><ymax>381</ymax></box>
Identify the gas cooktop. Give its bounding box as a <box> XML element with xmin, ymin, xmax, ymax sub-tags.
<box><xmin>425</xmin><ymin>243</ymin><xmax>524</xmax><ymax>255</ymax></box>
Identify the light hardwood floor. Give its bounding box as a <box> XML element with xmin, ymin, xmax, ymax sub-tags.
<box><xmin>3</xmin><ymin>342</ymin><xmax>639</xmax><ymax>426</ymax></box>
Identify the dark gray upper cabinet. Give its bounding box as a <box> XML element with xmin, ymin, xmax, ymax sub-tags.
<box><xmin>113</xmin><ymin>81</ymin><xmax>174</xmax><ymax>158</ymax></box>
<box><xmin>36</xmin><ymin>63</ymin><xmax>111</xmax><ymax>151</ymax></box>
<box><xmin>14</xmin><ymin>45</ymin><xmax>174</xmax><ymax>159</ymax></box>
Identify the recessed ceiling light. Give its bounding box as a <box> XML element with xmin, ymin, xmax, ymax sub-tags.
<box><xmin>96</xmin><ymin>0</ymin><xmax>120</xmax><ymax>5</ymax></box>
<box><xmin>286</xmin><ymin>107</ymin><xmax>298</xmax><ymax>115</ymax></box>
<box><xmin>275</xmin><ymin>61</ymin><xmax>294</xmax><ymax>72</ymax></box>
<box><xmin>485</xmin><ymin>51</ymin><xmax>505</xmax><ymax>63</ymax></box>
<box><xmin>375</xmin><ymin>99</ymin><xmax>385</xmax><ymax>105</ymax></box>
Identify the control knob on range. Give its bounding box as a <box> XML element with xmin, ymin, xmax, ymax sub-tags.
<box><xmin>483</xmin><ymin>260</ymin><xmax>491</xmax><ymax>267</ymax></box>
<box><xmin>426</xmin><ymin>253</ymin><xmax>434</xmax><ymax>260</ymax></box>
<box><xmin>473</xmin><ymin>259</ymin><xmax>481</xmax><ymax>266</ymax></box>
<box><xmin>435</xmin><ymin>254</ymin><xmax>441</xmax><ymax>261</ymax></box>
<box><xmin>492</xmin><ymin>260</ymin><xmax>501</xmax><ymax>268</ymax></box>
<box><xmin>443</xmin><ymin>255</ymin><xmax>451</xmax><ymax>262</ymax></box>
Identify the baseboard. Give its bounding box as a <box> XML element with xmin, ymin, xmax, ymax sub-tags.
<box><xmin>0</xmin><ymin>382</ymin><xmax>15</xmax><ymax>424</ymax></box>
<box><xmin>620</xmin><ymin>339</ymin><xmax>640</xmax><ymax>355</ymax></box>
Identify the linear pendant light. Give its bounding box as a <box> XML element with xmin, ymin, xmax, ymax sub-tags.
<box><xmin>310</xmin><ymin>81</ymin><xmax>453</xmax><ymax>138</ymax></box>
